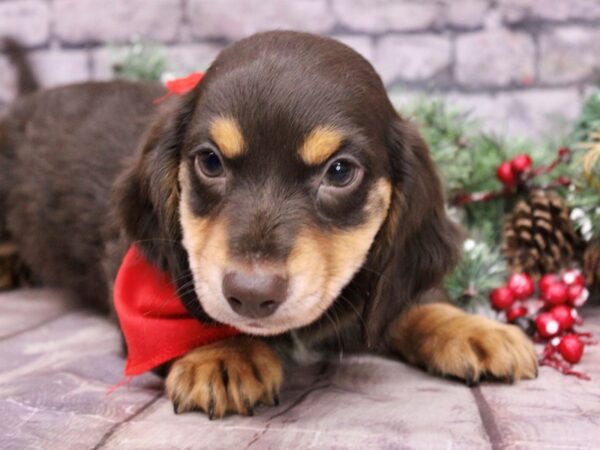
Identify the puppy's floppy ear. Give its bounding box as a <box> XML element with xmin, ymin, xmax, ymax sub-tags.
<box><xmin>364</xmin><ymin>116</ymin><xmax>462</xmax><ymax>345</ymax></box>
<box><xmin>113</xmin><ymin>96</ymin><xmax>196</xmax><ymax>270</ymax></box>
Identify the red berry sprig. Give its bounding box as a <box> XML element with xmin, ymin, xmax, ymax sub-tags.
<box><xmin>489</xmin><ymin>268</ymin><xmax>595</xmax><ymax>379</ymax></box>
<box><xmin>452</xmin><ymin>148</ymin><xmax>573</xmax><ymax>206</ymax></box>
<box><xmin>558</xmin><ymin>334</ymin><xmax>585</xmax><ymax>364</ymax></box>
<box><xmin>490</xmin><ymin>286</ymin><xmax>515</xmax><ymax>310</ymax></box>
<box><xmin>496</xmin><ymin>153</ymin><xmax>533</xmax><ymax>187</ymax></box>
<box><xmin>507</xmin><ymin>272</ymin><xmax>535</xmax><ymax>299</ymax></box>
<box><xmin>496</xmin><ymin>161</ymin><xmax>518</xmax><ymax>187</ymax></box>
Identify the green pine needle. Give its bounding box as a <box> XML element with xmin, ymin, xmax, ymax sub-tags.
<box><xmin>444</xmin><ymin>241</ymin><xmax>507</xmax><ymax>313</ymax></box>
<box><xmin>110</xmin><ymin>39</ymin><xmax>167</xmax><ymax>81</ymax></box>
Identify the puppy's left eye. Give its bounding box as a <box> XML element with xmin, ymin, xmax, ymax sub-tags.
<box><xmin>323</xmin><ymin>159</ymin><xmax>359</xmax><ymax>188</ymax></box>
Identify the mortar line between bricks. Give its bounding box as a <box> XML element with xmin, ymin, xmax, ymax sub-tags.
<box><xmin>91</xmin><ymin>392</ymin><xmax>163</xmax><ymax>450</ymax></box>
<box><xmin>471</xmin><ymin>386</ymin><xmax>504</xmax><ymax>450</ymax></box>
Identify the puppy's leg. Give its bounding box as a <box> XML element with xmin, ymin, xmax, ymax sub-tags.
<box><xmin>387</xmin><ymin>303</ymin><xmax>538</xmax><ymax>384</ymax></box>
<box><xmin>166</xmin><ymin>336</ymin><xmax>282</xmax><ymax>419</ymax></box>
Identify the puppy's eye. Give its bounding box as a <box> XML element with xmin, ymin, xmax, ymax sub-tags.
<box><xmin>324</xmin><ymin>159</ymin><xmax>358</xmax><ymax>187</ymax></box>
<box><xmin>195</xmin><ymin>149</ymin><xmax>224</xmax><ymax>178</ymax></box>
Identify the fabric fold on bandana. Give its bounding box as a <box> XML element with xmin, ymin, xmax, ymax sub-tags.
<box><xmin>113</xmin><ymin>245</ymin><xmax>239</xmax><ymax>376</ymax></box>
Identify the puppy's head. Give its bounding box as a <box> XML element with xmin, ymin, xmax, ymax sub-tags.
<box><xmin>117</xmin><ymin>31</ymin><xmax>460</xmax><ymax>339</ymax></box>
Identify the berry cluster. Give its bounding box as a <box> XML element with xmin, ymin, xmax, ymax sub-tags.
<box><xmin>496</xmin><ymin>154</ymin><xmax>533</xmax><ymax>187</ymax></box>
<box><xmin>495</xmin><ymin>148</ymin><xmax>571</xmax><ymax>189</ymax></box>
<box><xmin>489</xmin><ymin>270</ymin><xmax>595</xmax><ymax>379</ymax></box>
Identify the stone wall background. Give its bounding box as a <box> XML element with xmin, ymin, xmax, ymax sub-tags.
<box><xmin>1</xmin><ymin>0</ymin><xmax>600</xmax><ymax>140</ymax></box>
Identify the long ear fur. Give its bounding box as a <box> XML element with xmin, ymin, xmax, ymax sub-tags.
<box><xmin>112</xmin><ymin>93</ymin><xmax>214</xmax><ymax>322</ymax></box>
<box><xmin>113</xmin><ymin>95</ymin><xmax>196</xmax><ymax>270</ymax></box>
<box><xmin>363</xmin><ymin>117</ymin><xmax>462</xmax><ymax>346</ymax></box>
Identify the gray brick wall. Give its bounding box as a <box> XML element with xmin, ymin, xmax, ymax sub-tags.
<box><xmin>1</xmin><ymin>0</ymin><xmax>600</xmax><ymax>140</ymax></box>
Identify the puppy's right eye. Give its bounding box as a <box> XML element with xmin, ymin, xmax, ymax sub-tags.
<box><xmin>195</xmin><ymin>149</ymin><xmax>224</xmax><ymax>178</ymax></box>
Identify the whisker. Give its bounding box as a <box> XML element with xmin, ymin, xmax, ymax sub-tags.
<box><xmin>323</xmin><ymin>310</ymin><xmax>344</xmax><ymax>362</ymax></box>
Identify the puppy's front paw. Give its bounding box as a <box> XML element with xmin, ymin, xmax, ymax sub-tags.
<box><xmin>165</xmin><ymin>336</ymin><xmax>282</xmax><ymax>419</ymax></box>
<box><xmin>390</xmin><ymin>303</ymin><xmax>538</xmax><ymax>385</ymax></box>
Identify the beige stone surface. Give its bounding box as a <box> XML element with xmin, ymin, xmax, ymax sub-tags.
<box><xmin>53</xmin><ymin>0</ymin><xmax>182</xmax><ymax>44</ymax></box>
<box><xmin>187</xmin><ymin>0</ymin><xmax>336</xmax><ymax>40</ymax></box>
<box><xmin>539</xmin><ymin>27</ymin><xmax>600</xmax><ymax>84</ymax></box>
<box><xmin>0</xmin><ymin>0</ymin><xmax>50</xmax><ymax>47</ymax></box>
<box><xmin>1</xmin><ymin>0</ymin><xmax>598</xmax><ymax>140</ymax></box>
<box><xmin>374</xmin><ymin>34</ymin><xmax>452</xmax><ymax>84</ymax></box>
<box><xmin>455</xmin><ymin>29</ymin><xmax>535</xmax><ymax>88</ymax></box>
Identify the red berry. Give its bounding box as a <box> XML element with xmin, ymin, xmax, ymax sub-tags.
<box><xmin>567</xmin><ymin>286</ymin><xmax>589</xmax><ymax>307</ymax></box>
<box><xmin>490</xmin><ymin>286</ymin><xmax>515</xmax><ymax>310</ymax></box>
<box><xmin>496</xmin><ymin>161</ymin><xmax>517</xmax><ymax>187</ymax></box>
<box><xmin>535</xmin><ymin>312</ymin><xmax>561</xmax><ymax>338</ymax></box>
<box><xmin>550</xmin><ymin>305</ymin><xmax>575</xmax><ymax>331</ymax></box>
<box><xmin>542</xmin><ymin>281</ymin><xmax>568</xmax><ymax>305</ymax></box>
<box><xmin>539</xmin><ymin>274</ymin><xmax>559</xmax><ymax>295</ymax></box>
<box><xmin>562</xmin><ymin>269</ymin><xmax>585</xmax><ymax>287</ymax></box>
<box><xmin>558</xmin><ymin>334</ymin><xmax>584</xmax><ymax>364</ymax></box>
<box><xmin>510</xmin><ymin>154</ymin><xmax>533</xmax><ymax>173</ymax></box>
<box><xmin>506</xmin><ymin>305</ymin><xmax>527</xmax><ymax>322</ymax></box>
<box><xmin>567</xmin><ymin>283</ymin><xmax>584</xmax><ymax>301</ymax></box>
<box><xmin>507</xmin><ymin>273</ymin><xmax>535</xmax><ymax>300</ymax></box>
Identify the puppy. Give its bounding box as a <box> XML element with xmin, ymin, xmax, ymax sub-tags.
<box><xmin>0</xmin><ymin>31</ymin><xmax>537</xmax><ymax>419</ymax></box>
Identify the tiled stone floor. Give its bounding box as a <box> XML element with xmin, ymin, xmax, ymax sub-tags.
<box><xmin>1</xmin><ymin>289</ymin><xmax>598</xmax><ymax>449</ymax></box>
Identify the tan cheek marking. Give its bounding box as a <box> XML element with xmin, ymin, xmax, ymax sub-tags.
<box><xmin>179</xmin><ymin>164</ymin><xmax>229</xmax><ymax>269</ymax></box>
<box><xmin>321</xmin><ymin>179</ymin><xmax>392</xmax><ymax>286</ymax></box>
<box><xmin>288</xmin><ymin>179</ymin><xmax>392</xmax><ymax>300</ymax></box>
<box><xmin>299</xmin><ymin>125</ymin><xmax>345</xmax><ymax>166</ymax></box>
<box><xmin>209</xmin><ymin>116</ymin><xmax>245</xmax><ymax>159</ymax></box>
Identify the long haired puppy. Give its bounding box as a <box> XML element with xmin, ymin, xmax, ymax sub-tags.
<box><xmin>0</xmin><ymin>31</ymin><xmax>537</xmax><ymax>419</ymax></box>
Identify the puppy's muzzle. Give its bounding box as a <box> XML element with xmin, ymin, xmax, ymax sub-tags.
<box><xmin>222</xmin><ymin>269</ymin><xmax>288</xmax><ymax>319</ymax></box>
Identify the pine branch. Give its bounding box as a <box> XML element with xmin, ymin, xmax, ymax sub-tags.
<box><xmin>444</xmin><ymin>241</ymin><xmax>507</xmax><ymax>313</ymax></box>
<box><xmin>110</xmin><ymin>39</ymin><xmax>167</xmax><ymax>81</ymax></box>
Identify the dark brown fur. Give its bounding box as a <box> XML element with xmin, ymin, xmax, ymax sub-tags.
<box><xmin>0</xmin><ymin>81</ymin><xmax>164</xmax><ymax>310</ymax></box>
<box><xmin>0</xmin><ymin>31</ymin><xmax>536</xmax><ymax>418</ymax></box>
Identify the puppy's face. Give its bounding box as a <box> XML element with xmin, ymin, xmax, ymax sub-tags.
<box><xmin>178</xmin><ymin>64</ymin><xmax>393</xmax><ymax>335</ymax></box>
<box><xmin>120</xmin><ymin>32</ymin><xmax>458</xmax><ymax>340</ymax></box>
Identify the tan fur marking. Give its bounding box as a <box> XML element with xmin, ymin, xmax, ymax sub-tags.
<box><xmin>209</xmin><ymin>116</ymin><xmax>245</xmax><ymax>158</ymax></box>
<box><xmin>286</xmin><ymin>179</ymin><xmax>392</xmax><ymax>324</ymax></box>
<box><xmin>166</xmin><ymin>336</ymin><xmax>283</xmax><ymax>418</ymax></box>
<box><xmin>388</xmin><ymin>303</ymin><xmax>538</xmax><ymax>383</ymax></box>
<box><xmin>299</xmin><ymin>125</ymin><xmax>345</xmax><ymax>166</ymax></box>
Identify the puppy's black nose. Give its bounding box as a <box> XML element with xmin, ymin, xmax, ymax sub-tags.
<box><xmin>222</xmin><ymin>270</ymin><xmax>288</xmax><ymax>319</ymax></box>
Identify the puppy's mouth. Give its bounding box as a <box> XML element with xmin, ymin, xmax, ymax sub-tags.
<box><xmin>191</xmin><ymin>267</ymin><xmax>330</xmax><ymax>336</ymax></box>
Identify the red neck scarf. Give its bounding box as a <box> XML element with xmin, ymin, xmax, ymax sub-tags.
<box><xmin>113</xmin><ymin>246</ymin><xmax>239</xmax><ymax>376</ymax></box>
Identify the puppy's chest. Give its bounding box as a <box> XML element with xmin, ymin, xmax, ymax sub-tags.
<box><xmin>288</xmin><ymin>331</ymin><xmax>324</xmax><ymax>364</ymax></box>
<box><xmin>274</xmin><ymin>315</ymin><xmax>365</xmax><ymax>365</ymax></box>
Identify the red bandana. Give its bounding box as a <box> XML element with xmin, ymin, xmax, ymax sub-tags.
<box><xmin>114</xmin><ymin>246</ymin><xmax>239</xmax><ymax>376</ymax></box>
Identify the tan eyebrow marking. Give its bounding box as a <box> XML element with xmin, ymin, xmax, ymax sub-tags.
<box><xmin>299</xmin><ymin>126</ymin><xmax>345</xmax><ymax>166</ymax></box>
<box><xmin>209</xmin><ymin>117</ymin><xmax>245</xmax><ymax>158</ymax></box>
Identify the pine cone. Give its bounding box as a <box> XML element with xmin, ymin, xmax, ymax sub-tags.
<box><xmin>502</xmin><ymin>190</ymin><xmax>583</xmax><ymax>277</ymax></box>
<box><xmin>583</xmin><ymin>239</ymin><xmax>600</xmax><ymax>294</ymax></box>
